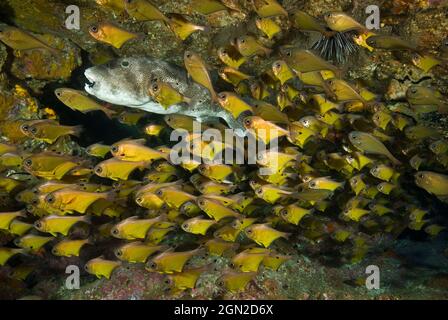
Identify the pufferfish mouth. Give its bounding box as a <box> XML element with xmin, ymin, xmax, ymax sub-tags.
<box><xmin>84</xmin><ymin>69</ymin><xmax>97</xmax><ymax>91</ymax></box>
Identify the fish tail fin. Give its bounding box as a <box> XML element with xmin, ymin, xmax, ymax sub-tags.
<box><xmin>102</xmin><ymin>106</ymin><xmax>117</xmax><ymax>119</ymax></box>
<box><xmin>264</xmin><ymin>47</ymin><xmax>273</xmax><ymax>57</ymax></box>
<box><xmin>282</xmin><ymin>231</ymin><xmax>291</xmax><ymax>240</ymax></box>
<box><xmin>82</xmin><ymin>215</ymin><xmax>92</xmax><ymax>224</ymax></box>
<box><xmin>71</xmin><ymin>125</ymin><xmax>83</xmax><ymax>137</ymax></box>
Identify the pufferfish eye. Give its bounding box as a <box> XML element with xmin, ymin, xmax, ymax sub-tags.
<box><xmin>121</xmin><ymin>60</ymin><xmax>130</xmax><ymax>67</ymax></box>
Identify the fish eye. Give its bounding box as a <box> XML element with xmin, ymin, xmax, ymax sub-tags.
<box><xmin>246</xmin><ymin>229</ymin><xmax>252</xmax><ymax>234</ymax></box>
<box><xmin>95</xmin><ymin>166</ymin><xmax>103</xmax><ymax>174</ymax></box>
<box><xmin>156</xmin><ymin>189</ymin><xmax>163</xmax><ymax>196</ymax></box>
<box><xmin>198</xmin><ymin>199</ymin><xmax>205</xmax><ymax>206</ymax></box>
<box><xmin>31</xmin><ymin>198</ymin><xmax>39</xmax><ymax>205</ymax></box>
<box><xmin>89</xmin><ymin>25</ymin><xmax>99</xmax><ymax>33</ymax></box>
<box><xmin>84</xmin><ymin>264</ymin><xmax>89</xmax><ymax>271</ymax></box>
<box><xmin>46</xmin><ymin>195</ymin><xmax>55</xmax><ymax>204</ymax></box>
<box><xmin>352</xmin><ymin>178</ymin><xmax>357</xmax><ymax>184</ymax></box>
<box><xmin>136</xmin><ymin>197</ymin><xmax>143</xmax><ymax>204</ymax></box>
<box><xmin>24</xmin><ymin>159</ymin><xmax>32</xmax><ymax>167</ymax></box>
<box><xmin>34</xmin><ymin>221</ymin><xmax>42</xmax><ymax>228</ymax></box>
<box><xmin>112</xmin><ymin>228</ymin><xmax>119</xmax><ymax>235</ymax></box>
<box><xmin>286</xmin><ymin>51</ymin><xmax>291</xmax><ymax>57</ymax></box>
<box><xmin>185</xmin><ymin>52</ymin><xmax>192</xmax><ymax>59</ymax></box>
<box><xmin>116</xmin><ymin>250</ymin><xmax>122</xmax><ymax>257</ymax></box>
<box><xmin>30</xmin><ymin>127</ymin><xmax>37</xmax><ymax>134</ymax></box>
<box><xmin>152</xmin><ymin>84</ymin><xmax>159</xmax><ymax>92</ymax></box>
<box><xmin>164</xmin><ymin>278</ymin><xmax>171</xmax><ymax>285</ymax></box>
<box><xmin>21</xmin><ymin>124</ymin><xmax>29</xmax><ymax>132</ymax></box>
<box><xmin>149</xmin><ymin>262</ymin><xmax>157</xmax><ymax>269</ymax></box>
<box><xmin>111</xmin><ymin>146</ymin><xmax>119</xmax><ymax>153</ymax></box>
<box><xmin>410</xmin><ymin>88</ymin><xmax>418</xmax><ymax>94</ymax></box>
<box><xmin>244</xmin><ymin>118</ymin><xmax>252</xmax><ymax>126</ymax></box>
<box><xmin>418</xmin><ymin>173</ymin><xmax>424</xmax><ymax>179</ymax></box>
<box><xmin>310</xmin><ymin>182</ymin><xmax>316</xmax><ymax>188</ymax></box>
<box><xmin>182</xmin><ymin>223</ymin><xmax>188</xmax><ymax>229</ymax></box>
<box><xmin>274</xmin><ymin>62</ymin><xmax>281</xmax><ymax>69</ymax></box>
<box><xmin>218</xmin><ymin>93</ymin><xmax>227</xmax><ymax>100</ymax></box>
<box><xmin>51</xmin><ymin>248</ymin><xmax>58</xmax><ymax>255</ymax></box>
<box><xmin>121</xmin><ymin>61</ymin><xmax>130</xmax><ymax>67</ymax></box>
<box><xmin>240</xmin><ymin>38</ymin><xmax>245</xmax><ymax>44</ymax></box>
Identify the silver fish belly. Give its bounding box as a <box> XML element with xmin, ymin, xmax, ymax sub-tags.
<box><xmin>84</xmin><ymin>57</ymin><xmax>247</xmax><ymax>135</ymax></box>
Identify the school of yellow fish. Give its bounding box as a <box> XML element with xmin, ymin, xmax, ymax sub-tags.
<box><xmin>1</xmin><ymin>0</ymin><xmax>448</xmax><ymax>295</ymax></box>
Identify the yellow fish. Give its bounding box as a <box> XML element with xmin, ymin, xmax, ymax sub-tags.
<box><xmin>280</xmin><ymin>204</ymin><xmax>313</xmax><ymax>225</ymax></box>
<box><xmin>217</xmin><ymin>270</ymin><xmax>257</xmax><ymax>292</ymax></box>
<box><xmin>204</xmin><ymin>238</ymin><xmax>239</xmax><ymax>256</ymax></box>
<box><xmin>86</xmin><ymin>143</ymin><xmax>111</xmax><ymax>158</ymax></box>
<box><xmin>118</xmin><ymin>111</ymin><xmax>147</xmax><ymax>125</ymax></box>
<box><xmin>125</xmin><ymin>0</ymin><xmax>169</xmax><ymax>22</ymax></box>
<box><xmin>370</xmin><ymin>164</ymin><xmax>398</xmax><ymax>182</ymax></box>
<box><xmin>412</xmin><ymin>53</ymin><xmax>441</xmax><ymax>73</ymax></box>
<box><xmin>244</xmin><ymin>116</ymin><xmax>289</xmax><ymax>144</ymax></box>
<box><xmin>254</xmin><ymin>184</ymin><xmax>293</xmax><ymax>204</ymax></box>
<box><xmin>231</xmin><ymin>250</ymin><xmax>267</xmax><ymax>272</ymax></box>
<box><xmin>34</xmin><ymin>215</ymin><xmax>90</xmax><ymax>236</ymax></box>
<box><xmin>85</xmin><ymin>256</ymin><xmax>121</xmax><ymax>279</ymax></box>
<box><xmin>191</xmin><ymin>0</ymin><xmax>227</xmax><ymax>15</ymax></box>
<box><xmin>14</xmin><ymin>234</ymin><xmax>53</xmax><ymax>252</ymax></box>
<box><xmin>252</xmin><ymin>0</ymin><xmax>287</xmax><ymax>17</ymax></box>
<box><xmin>156</xmin><ymin>187</ymin><xmax>196</xmax><ymax>209</ymax></box>
<box><xmin>115</xmin><ymin>242</ymin><xmax>168</xmax><ymax>263</ymax></box>
<box><xmin>235</xmin><ymin>35</ymin><xmax>272</xmax><ymax>57</ymax></box>
<box><xmin>341</xmin><ymin>208</ymin><xmax>369</xmax><ymax>222</ymax></box>
<box><xmin>0</xmin><ymin>26</ymin><xmax>59</xmax><ymax>54</ymax></box>
<box><xmin>52</xmin><ymin>239</ymin><xmax>90</xmax><ymax>257</ymax></box>
<box><xmin>217</xmin><ymin>46</ymin><xmax>246</xmax><ymax>69</ymax></box>
<box><xmin>146</xmin><ymin>247</ymin><xmax>204</xmax><ymax>274</ymax></box>
<box><xmin>23</xmin><ymin>121</ymin><xmax>82</xmax><ymax>144</ymax></box>
<box><xmin>146</xmin><ymin>226</ymin><xmax>176</xmax><ymax>244</ymax></box>
<box><xmin>349</xmin><ymin>174</ymin><xmax>367</xmax><ymax>196</ymax></box>
<box><xmin>181</xmin><ymin>216</ymin><xmax>217</xmax><ymax>235</ymax></box>
<box><xmin>308</xmin><ymin>177</ymin><xmax>344</xmax><ymax>191</ymax></box>
<box><xmin>0</xmin><ymin>247</ymin><xmax>24</xmax><ymax>266</ymax></box>
<box><xmin>111</xmin><ymin>215</ymin><xmax>165</xmax><ymax>240</ymax></box>
<box><xmin>89</xmin><ymin>22</ymin><xmax>139</xmax><ymax>49</ymax></box>
<box><xmin>349</xmin><ymin>131</ymin><xmax>401</xmax><ymax>165</ymax></box>
<box><xmin>23</xmin><ymin>152</ymin><xmax>80</xmax><ymax>180</ymax></box>
<box><xmin>55</xmin><ymin>88</ymin><xmax>115</xmax><ymax>118</ymax></box>
<box><xmin>213</xmin><ymin>225</ymin><xmax>241</xmax><ymax>242</ymax></box>
<box><xmin>111</xmin><ymin>139</ymin><xmax>168</xmax><ymax>162</ymax></box>
<box><xmin>165</xmin><ymin>265</ymin><xmax>210</xmax><ymax>291</ymax></box>
<box><xmin>166</xmin><ymin>13</ymin><xmax>206</xmax><ymax>40</ymax></box>
<box><xmin>281</xmin><ymin>48</ymin><xmax>340</xmax><ymax>76</ymax></box>
<box><xmin>272</xmin><ymin>60</ymin><xmax>295</xmax><ymax>85</ymax></box>
<box><xmin>255</xmin><ymin>17</ymin><xmax>281</xmax><ymax>39</ymax></box>
<box><xmin>367</xmin><ymin>35</ymin><xmax>417</xmax><ymax>51</ymax></box>
<box><xmin>219</xmin><ymin>67</ymin><xmax>252</xmax><ymax>86</ymax></box>
<box><xmin>324</xmin><ymin>12</ymin><xmax>367</xmax><ymax>33</ymax></box>
<box><xmin>94</xmin><ymin>158</ymin><xmax>148</xmax><ymax>180</ymax></box>
<box><xmin>217</xmin><ymin>92</ymin><xmax>253</xmax><ymax>119</ymax></box>
<box><xmin>45</xmin><ymin>188</ymin><xmax>114</xmax><ymax>214</ymax></box>
<box><xmin>196</xmin><ymin>197</ymin><xmax>241</xmax><ymax>221</ymax></box>
<box><xmin>184</xmin><ymin>51</ymin><xmax>217</xmax><ymax>101</ymax></box>
<box><xmin>415</xmin><ymin>171</ymin><xmax>448</xmax><ymax>196</ymax></box>
<box><xmin>148</xmin><ymin>80</ymin><xmax>191</xmax><ymax>109</ymax></box>
<box><xmin>244</xmin><ymin>223</ymin><xmax>290</xmax><ymax>247</ymax></box>
<box><xmin>135</xmin><ymin>192</ymin><xmax>165</xmax><ymax>210</ymax></box>
<box><xmin>0</xmin><ymin>210</ymin><xmax>26</xmax><ymax>230</ymax></box>
<box><xmin>8</xmin><ymin>220</ymin><xmax>33</xmax><ymax>236</ymax></box>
